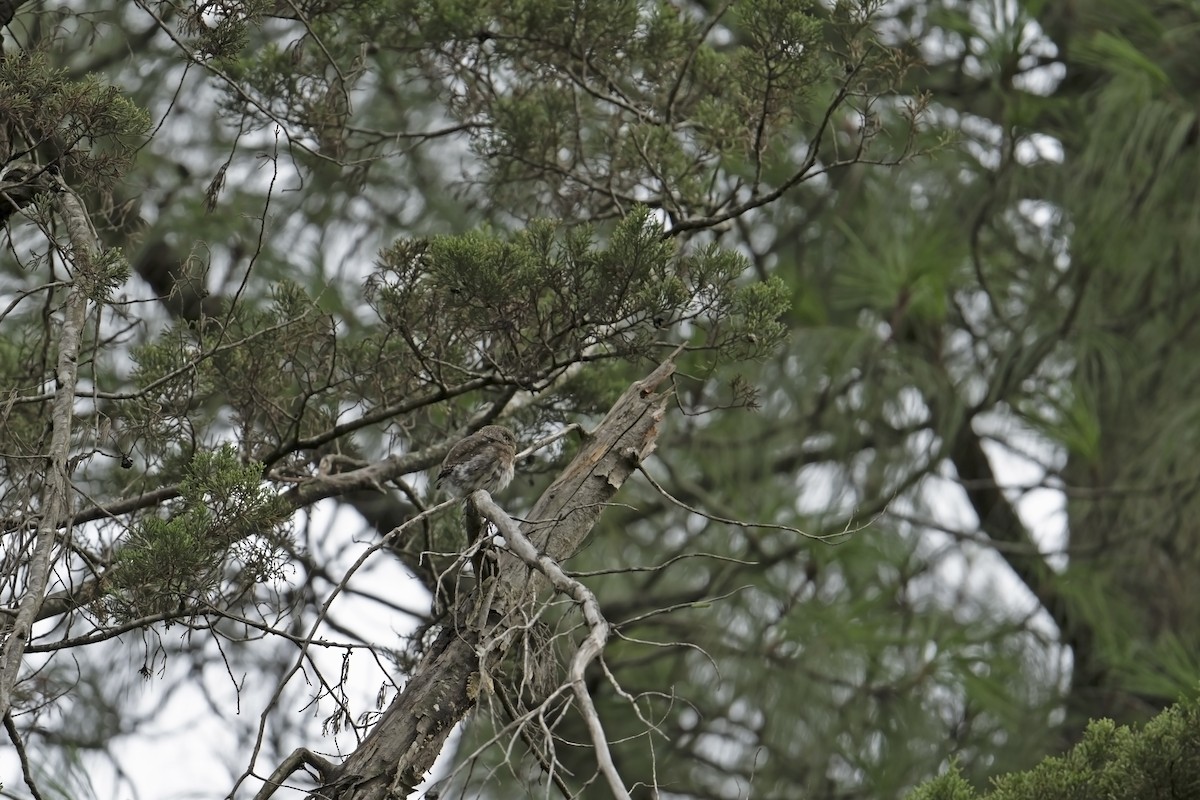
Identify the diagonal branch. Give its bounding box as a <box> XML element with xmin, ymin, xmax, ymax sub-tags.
<box><xmin>3</xmin><ymin>711</ymin><xmax>46</xmax><ymax>800</ymax></box>
<box><xmin>475</xmin><ymin>492</ymin><xmax>631</xmax><ymax>800</ymax></box>
<box><xmin>300</xmin><ymin>350</ymin><xmax>678</xmax><ymax>800</ymax></box>
<box><xmin>949</xmin><ymin>420</ymin><xmax>1094</xmax><ymax>664</ymax></box>
<box><xmin>251</xmin><ymin>747</ymin><xmax>335</xmax><ymax>800</ymax></box>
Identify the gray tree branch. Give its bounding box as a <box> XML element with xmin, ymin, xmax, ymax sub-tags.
<box><xmin>304</xmin><ymin>351</ymin><xmax>678</xmax><ymax>800</ymax></box>
<box><xmin>0</xmin><ymin>179</ymin><xmax>96</xmax><ymax>717</ymax></box>
<box><xmin>475</xmin><ymin>491</ymin><xmax>631</xmax><ymax>800</ymax></box>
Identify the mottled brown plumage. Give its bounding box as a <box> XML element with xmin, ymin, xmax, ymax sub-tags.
<box><xmin>436</xmin><ymin>425</ymin><xmax>517</xmax><ymax>497</ymax></box>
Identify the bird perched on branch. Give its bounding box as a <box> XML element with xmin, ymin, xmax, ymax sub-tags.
<box><xmin>434</xmin><ymin>425</ymin><xmax>518</xmax><ymax>613</ymax></box>
<box><xmin>436</xmin><ymin>425</ymin><xmax>517</xmax><ymax>498</ymax></box>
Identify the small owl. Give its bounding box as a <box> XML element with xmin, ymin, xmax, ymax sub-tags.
<box><xmin>436</xmin><ymin>425</ymin><xmax>518</xmax><ymax>498</ymax></box>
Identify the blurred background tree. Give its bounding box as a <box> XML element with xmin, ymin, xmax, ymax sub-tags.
<box><xmin>2</xmin><ymin>0</ymin><xmax>1199</xmax><ymax>798</ymax></box>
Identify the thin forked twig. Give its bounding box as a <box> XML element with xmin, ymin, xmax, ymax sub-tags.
<box><xmin>636</xmin><ymin>464</ymin><xmax>878</xmax><ymax>542</ymax></box>
<box><xmin>474</xmin><ymin>492</ymin><xmax>633</xmax><ymax>800</ymax></box>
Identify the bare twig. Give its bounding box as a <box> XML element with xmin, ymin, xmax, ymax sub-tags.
<box><xmin>3</xmin><ymin>711</ymin><xmax>46</xmax><ymax>800</ymax></box>
<box><xmin>475</xmin><ymin>492</ymin><xmax>633</xmax><ymax>800</ymax></box>
<box><xmin>252</xmin><ymin>747</ymin><xmax>336</xmax><ymax>800</ymax></box>
<box><xmin>636</xmin><ymin>463</ymin><xmax>876</xmax><ymax>542</ymax></box>
<box><xmin>0</xmin><ymin>280</ymin><xmax>70</xmax><ymax>325</ymax></box>
<box><xmin>517</xmin><ymin>422</ymin><xmax>585</xmax><ymax>462</ymax></box>
<box><xmin>492</xmin><ymin>683</ymin><xmax>577</xmax><ymax>799</ymax></box>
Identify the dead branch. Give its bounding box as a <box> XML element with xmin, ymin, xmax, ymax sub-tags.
<box><xmin>251</xmin><ymin>748</ymin><xmax>335</xmax><ymax>800</ymax></box>
<box><xmin>296</xmin><ymin>351</ymin><xmax>677</xmax><ymax>799</ymax></box>
<box><xmin>474</xmin><ymin>492</ymin><xmax>631</xmax><ymax>800</ymax></box>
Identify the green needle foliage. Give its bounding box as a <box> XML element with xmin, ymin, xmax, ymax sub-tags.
<box><xmin>910</xmin><ymin>692</ymin><xmax>1200</xmax><ymax>800</ymax></box>
<box><xmin>5</xmin><ymin>0</ymin><xmax>1200</xmax><ymax>799</ymax></box>
<box><xmin>107</xmin><ymin>446</ymin><xmax>290</xmax><ymax>619</ymax></box>
<box><xmin>0</xmin><ymin>53</ymin><xmax>148</xmax><ymax>188</ymax></box>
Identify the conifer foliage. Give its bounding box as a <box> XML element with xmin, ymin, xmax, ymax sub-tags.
<box><xmin>6</xmin><ymin>1</ymin><xmax>1200</xmax><ymax>799</ymax></box>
